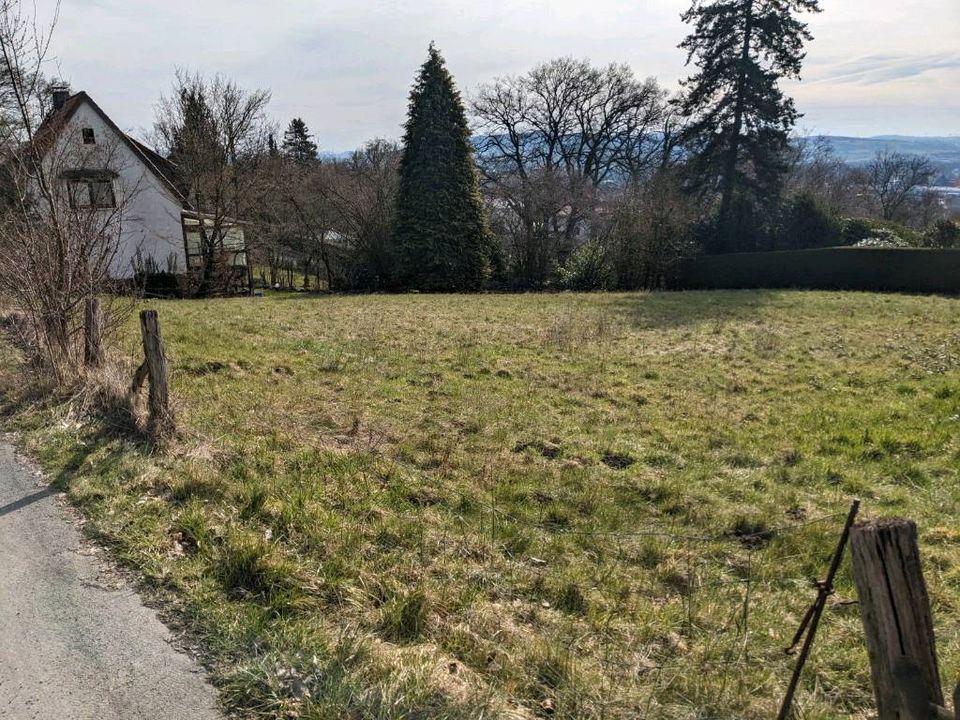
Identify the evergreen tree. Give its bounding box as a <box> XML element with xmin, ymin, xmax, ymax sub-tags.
<box><xmin>281</xmin><ymin>118</ymin><xmax>318</xmax><ymax>162</ymax></box>
<box><xmin>167</xmin><ymin>85</ymin><xmax>220</xmax><ymax>167</ymax></box>
<box><xmin>395</xmin><ymin>44</ymin><xmax>495</xmax><ymax>291</ymax></box>
<box><xmin>678</xmin><ymin>0</ymin><xmax>821</xmax><ymax>252</ymax></box>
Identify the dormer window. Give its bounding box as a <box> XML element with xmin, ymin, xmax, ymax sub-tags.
<box><xmin>82</xmin><ymin>128</ymin><xmax>96</xmax><ymax>145</ymax></box>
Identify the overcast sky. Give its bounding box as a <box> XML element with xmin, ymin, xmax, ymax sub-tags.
<box><xmin>43</xmin><ymin>0</ymin><xmax>959</xmax><ymax>150</ymax></box>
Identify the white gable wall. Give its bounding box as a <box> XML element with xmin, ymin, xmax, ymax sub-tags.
<box><xmin>47</xmin><ymin>100</ymin><xmax>187</xmax><ymax>278</ymax></box>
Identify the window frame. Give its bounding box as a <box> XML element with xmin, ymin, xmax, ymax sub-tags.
<box><xmin>61</xmin><ymin>169</ymin><xmax>118</xmax><ymax>211</ymax></box>
<box><xmin>66</xmin><ymin>179</ymin><xmax>116</xmax><ymax>210</ymax></box>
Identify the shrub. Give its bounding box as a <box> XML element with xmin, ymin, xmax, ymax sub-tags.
<box><xmin>776</xmin><ymin>194</ymin><xmax>843</xmax><ymax>249</ymax></box>
<box><xmin>854</xmin><ymin>229</ymin><xmax>910</xmax><ymax>248</ymax></box>
<box><xmin>924</xmin><ymin>219</ymin><xmax>960</xmax><ymax>249</ymax></box>
<box><xmin>841</xmin><ymin>217</ymin><xmax>922</xmax><ymax>247</ymax></box>
<box><xmin>604</xmin><ymin>172</ymin><xmax>700</xmax><ymax>289</ymax></box>
<box><xmin>840</xmin><ymin>218</ymin><xmax>874</xmax><ymax>245</ymax></box>
<box><xmin>557</xmin><ymin>241</ymin><xmax>613</xmax><ymax>291</ymax></box>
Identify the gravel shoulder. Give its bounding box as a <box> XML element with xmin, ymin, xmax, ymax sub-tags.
<box><xmin>0</xmin><ymin>440</ymin><xmax>221</xmax><ymax>720</ymax></box>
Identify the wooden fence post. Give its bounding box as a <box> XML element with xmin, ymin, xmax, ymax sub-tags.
<box><xmin>851</xmin><ymin>519</ymin><xmax>946</xmax><ymax>720</ymax></box>
<box><xmin>84</xmin><ymin>297</ymin><xmax>105</xmax><ymax>369</ymax></box>
<box><xmin>132</xmin><ymin>310</ymin><xmax>174</xmax><ymax>438</ymax></box>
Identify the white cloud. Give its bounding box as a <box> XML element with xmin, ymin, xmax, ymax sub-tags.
<box><xmin>39</xmin><ymin>0</ymin><xmax>960</xmax><ymax>148</ymax></box>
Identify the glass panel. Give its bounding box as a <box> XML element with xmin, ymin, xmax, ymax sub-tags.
<box><xmin>67</xmin><ymin>181</ymin><xmax>90</xmax><ymax>209</ymax></box>
<box><xmin>89</xmin><ymin>181</ymin><xmax>115</xmax><ymax>209</ymax></box>
<box><xmin>182</xmin><ymin>216</ymin><xmax>246</xmax><ymax>265</ymax></box>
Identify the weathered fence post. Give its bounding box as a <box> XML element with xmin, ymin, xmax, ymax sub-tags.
<box><xmin>851</xmin><ymin>519</ymin><xmax>947</xmax><ymax>720</ymax></box>
<box><xmin>83</xmin><ymin>297</ymin><xmax>105</xmax><ymax>369</ymax></box>
<box><xmin>131</xmin><ymin>309</ymin><xmax>174</xmax><ymax>438</ymax></box>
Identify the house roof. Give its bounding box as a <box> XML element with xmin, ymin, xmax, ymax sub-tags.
<box><xmin>33</xmin><ymin>91</ymin><xmax>187</xmax><ymax>206</ymax></box>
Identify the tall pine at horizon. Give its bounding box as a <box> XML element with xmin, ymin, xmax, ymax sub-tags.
<box><xmin>281</xmin><ymin>118</ymin><xmax>319</xmax><ymax>162</ymax></box>
<box><xmin>678</xmin><ymin>0</ymin><xmax>821</xmax><ymax>253</ymax></box>
<box><xmin>395</xmin><ymin>44</ymin><xmax>496</xmax><ymax>291</ymax></box>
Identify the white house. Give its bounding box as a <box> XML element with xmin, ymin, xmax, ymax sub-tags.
<box><xmin>34</xmin><ymin>87</ymin><xmax>248</xmax><ymax>285</ymax></box>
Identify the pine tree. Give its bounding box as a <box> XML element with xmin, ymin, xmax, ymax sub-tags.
<box><xmin>281</xmin><ymin>118</ymin><xmax>318</xmax><ymax>162</ymax></box>
<box><xmin>394</xmin><ymin>44</ymin><xmax>495</xmax><ymax>291</ymax></box>
<box><xmin>167</xmin><ymin>85</ymin><xmax>220</xmax><ymax>167</ymax></box>
<box><xmin>678</xmin><ymin>0</ymin><xmax>821</xmax><ymax>252</ymax></box>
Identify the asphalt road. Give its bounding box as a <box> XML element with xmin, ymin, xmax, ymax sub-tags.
<box><xmin>0</xmin><ymin>441</ymin><xmax>221</xmax><ymax>719</ymax></box>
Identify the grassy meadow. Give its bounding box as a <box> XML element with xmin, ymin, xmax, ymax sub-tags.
<box><xmin>3</xmin><ymin>289</ymin><xmax>960</xmax><ymax>719</ymax></box>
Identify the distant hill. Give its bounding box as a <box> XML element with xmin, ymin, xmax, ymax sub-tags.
<box><xmin>814</xmin><ymin>135</ymin><xmax>960</xmax><ymax>167</ymax></box>
<box><xmin>322</xmin><ymin>135</ymin><xmax>960</xmax><ymax>182</ymax></box>
<box><xmin>318</xmin><ymin>150</ymin><xmax>356</xmax><ymax>162</ymax></box>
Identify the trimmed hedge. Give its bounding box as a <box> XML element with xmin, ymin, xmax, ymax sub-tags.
<box><xmin>677</xmin><ymin>247</ymin><xmax>960</xmax><ymax>294</ymax></box>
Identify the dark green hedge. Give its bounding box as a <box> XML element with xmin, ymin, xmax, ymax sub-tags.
<box><xmin>676</xmin><ymin>247</ymin><xmax>960</xmax><ymax>294</ymax></box>
<box><xmin>132</xmin><ymin>272</ymin><xmax>183</xmax><ymax>298</ymax></box>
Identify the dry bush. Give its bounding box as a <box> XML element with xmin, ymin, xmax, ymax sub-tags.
<box><xmin>0</xmin><ymin>0</ymin><xmax>133</xmax><ymax>386</ymax></box>
<box><xmin>153</xmin><ymin>70</ymin><xmax>270</xmax><ymax>296</ymax></box>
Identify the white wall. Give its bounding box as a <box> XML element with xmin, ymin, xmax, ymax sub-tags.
<box><xmin>47</xmin><ymin>100</ymin><xmax>187</xmax><ymax>278</ymax></box>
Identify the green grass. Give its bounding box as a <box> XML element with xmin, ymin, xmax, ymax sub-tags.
<box><xmin>3</xmin><ymin>290</ymin><xmax>960</xmax><ymax>719</ymax></box>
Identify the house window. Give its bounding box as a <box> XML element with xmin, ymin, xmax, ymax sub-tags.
<box><xmin>67</xmin><ymin>179</ymin><xmax>116</xmax><ymax>209</ymax></box>
<box><xmin>89</xmin><ymin>180</ymin><xmax>115</xmax><ymax>208</ymax></box>
<box><xmin>82</xmin><ymin>128</ymin><xmax>96</xmax><ymax>145</ymax></box>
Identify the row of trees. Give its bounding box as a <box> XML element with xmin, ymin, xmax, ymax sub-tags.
<box><xmin>219</xmin><ymin>0</ymin><xmax>952</xmax><ymax>294</ymax></box>
<box><xmin>160</xmin><ymin>54</ymin><xmax>949</xmax><ymax>295</ymax></box>
<box><xmin>191</xmin><ymin>52</ymin><xmax>690</xmax><ymax>292</ymax></box>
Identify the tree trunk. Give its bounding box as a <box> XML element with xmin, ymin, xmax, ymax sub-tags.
<box><xmin>717</xmin><ymin>0</ymin><xmax>755</xmax><ymax>253</ymax></box>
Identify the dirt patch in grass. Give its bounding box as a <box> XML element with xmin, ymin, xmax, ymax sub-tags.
<box><xmin>601</xmin><ymin>451</ymin><xmax>636</xmax><ymax>470</ymax></box>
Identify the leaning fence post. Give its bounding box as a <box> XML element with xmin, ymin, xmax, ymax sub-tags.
<box><xmin>84</xmin><ymin>297</ymin><xmax>105</xmax><ymax>369</ymax></box>
<box><xmin>851</xmin><ymin>519</ymin><xmax>945</xmax><ymax>720</ymax></box>
<box><xmin>132</xmin><ymin>309</ymin><xmax>174</xmax><ymax>439</ymax></box>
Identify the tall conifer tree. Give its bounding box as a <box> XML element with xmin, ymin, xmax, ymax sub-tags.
<box><xmin>678</xmin><ymin>0</ymin><xmax>821</xmax><ymax>252</ymax></box>
<box><xmin>395</xmin><ymin>44</ymin><xmax>495</xmax><ymax>291</ymax></box>
<box><xmin>281</xmin><ymin>118</ymin><xmax>318</xmax><ymax>162</ymax></box>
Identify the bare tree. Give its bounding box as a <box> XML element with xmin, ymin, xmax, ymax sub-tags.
<box><xmin>0</xmin><ymin>0</ymin><xmax>132</xmax><ymax>384</ymax></box>
<box><xmin>602</xmin><ymin>168</ymin><xmax>701</xmax><ymax>289</ymax></box>
<box><xmin>250</xmin><ymin>139</ymin><xmax>400</xmax><ymax>292</ymax></box>
<box><xmin>251</xmin><ymin>152</ymin><xmax>335</xmax><ymax>290</ymax></box>
<box><xmin>153</xmin><ymin>70</ymin><xmax>270</xmax><ymax>295</ymax></box>
<box><xmin>863</xmin><ymin>150</ymin><xmax>935</xmax><ymax>223</ymax></box>
<box><xmin>280</xmin><ymin>160</ymin><xmax>338</xmax><ymax>291</ymax></box>
<box><xmin>472</xmin><ymin>58</ymin><xmax>669</xmax><ymax>287</ymax></box>
<box><xmin>319</xmin><ymin>140</ymin><xmax>400</xmax><ymax>290</ymax></box>
<box><xmin>784</xmin><ymin>136</ymin><xmax>863</xmax><ymax>217</ymax></box>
